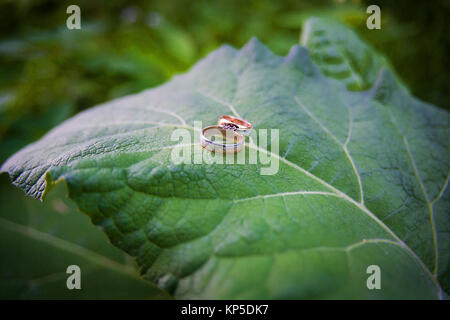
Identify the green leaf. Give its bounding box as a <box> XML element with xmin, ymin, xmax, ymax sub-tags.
<box><xmin>0</xmin><ymin>175</ymin><xmax>168</xmax><ymax>299</ymax></box>
<box><xmin>301</xmin><ymin>17</ymin><xmax>393</xmax><ymax>91</ymax></box>
<box><xmin>1</xmin><ymin>33</ymin><xmax>449</xmax><ymax>298</ymax></box>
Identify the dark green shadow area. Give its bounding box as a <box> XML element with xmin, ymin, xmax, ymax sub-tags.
<box><xmin>0</xmin><ymin>174</ymin><xmax>168</xmax><ymax>299</ymax></box>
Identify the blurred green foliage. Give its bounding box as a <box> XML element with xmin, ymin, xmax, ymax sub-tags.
<box><xmin>0</xmin><ymin>0</ymin><xmax>448</xmax><ymax>162</ymax></box>
<box><xmin>0</xmin><ymin>175</ymin><xmax>169</xmax><ymax>299</ymax></box>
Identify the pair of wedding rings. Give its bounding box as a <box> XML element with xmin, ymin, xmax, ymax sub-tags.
<box><xmin>201</xmin><ymin>115</ymin><xmax>253</xmax><ymax>154</ymax></box>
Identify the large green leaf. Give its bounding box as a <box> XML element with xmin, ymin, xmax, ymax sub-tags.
<box><xmin>0</xmin><ymin>175</ymin><xmax>167</xmax><ymax>299</ymax></box>
<box><xmin>301</xmin><ymin>17</ymin><xmax>394</xmax><ymax>91</ymax></box>
<box><xmin>1</xmin><ymin>29</ymin><xmax>449</xmax><ymax>298</ymax></box>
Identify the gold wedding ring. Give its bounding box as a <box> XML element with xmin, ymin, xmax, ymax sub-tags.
<box><xmin>218</xmin><ymin>115</ymin><xmax>253</xmax><ymax>136</ymax></box>
<box><xmin>201</xmin><ymin>125</ymin><xmax>244</xmax><ymax>154</ymax></box>
<box><xmin>201</xmin><ymin>115</ymin><xmax>252</xmax><ymax>154</ymax></box>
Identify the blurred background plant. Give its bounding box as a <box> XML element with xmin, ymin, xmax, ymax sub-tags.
<box><xmin>0</xmin><ymin>0</ymin><xmax>449</xmax><ymax>299</ymax></box>
<box><xmin>0</xmin><ymin>0</ymin><xmax>449</xmax><ymax>163</ymax></box>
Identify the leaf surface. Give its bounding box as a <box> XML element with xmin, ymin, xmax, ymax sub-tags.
<box><xmin>2</xmin><ymin>21</ymin><xmax>449</xmax><ymax>299</ymax></box>
<box><xmin>0</xmin><ymin>175</ymin><xmax>167</xmax><ymax>299</ymax></box>
<box><xmin>301</xmin><ymin>17</ymin><xmax>393</xmax><ymax>91</ymax></box>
